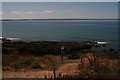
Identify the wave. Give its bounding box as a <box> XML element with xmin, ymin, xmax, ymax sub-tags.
<box><xmin>6</xmin><ymin>38</ymin><xmax>21</xmax><ymax>41</ymax></box>
<box><xmin>0</xmin><ymin>37</ymin><xmax>21</xmax><ymax>41</ymax></box>
<box><xmin>0</xmin><ymin>36</ymin><xmax>109</xmax><ymax>45</ymax></box>
<box><xmin>95</xmin><ymin>41</ymin><xmax>109</xmax><ymax>44</ymax></box>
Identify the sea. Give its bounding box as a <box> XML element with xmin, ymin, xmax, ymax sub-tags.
<box><xmin>2</xmin><ymin>19</ymin><xmax>119</xmax><ymax>51</ymax></box>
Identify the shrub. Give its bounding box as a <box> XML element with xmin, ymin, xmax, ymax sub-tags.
<box><xmin>30</xmin><ymin>63</ymin><xmax>43</xmax><ymax>69</ymax></box>
<box><xmin>94</xmin><ymin>64</ymin><xmax>111</xmax><ymax>74</ymax></box>
<box><xmin>12</xmin><ymin>60</ymin><xmax>32</xmax><ymax>70</ymax></box>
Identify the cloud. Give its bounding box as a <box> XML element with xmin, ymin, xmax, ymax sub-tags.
<box><xmin>0</xmin><ymin>12</ymin><xmax>2</xmax><ymax>19</ymax></box>
<box><xmin>9</xmin><ymin>11</ymin><xmax>38</xmax><ymax>19</ymax></box>
<box><xmin>11</xmin><ymin>11</ymin><xmax>37</xmax><ymax>15</ymax></box>
<box><xmin>0</xmin><ymin>12</ymin><xmax>3</xmax><ymax>14</ymax></box>
<box><xmin>11</xmin><ymin>11</ymin><xmax>23</xmax><ymax>15</ymax></box>
<box><xmin>23</xmin><ymin>11</ymin><xmax>37</xmax><ymax>15</ymax></box>
<box><xmin>11</xmin><ymin>10</ymin><xmax>54</xmax><ymax>16</ymax></box>
<box><xmin>42</xmin><ymin>10</ymin><xmax>54</xmax><ymax>14</ymax></box>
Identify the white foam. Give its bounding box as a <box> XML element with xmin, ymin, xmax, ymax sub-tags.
<box><xmin>6</xmin><ymin>38</ymin><xmax>20</xmax><ymax>41</ymax></box>
<box><xmin>0</xmin><ymin>37</ymin><xmax>3</xmax><ymax>39</ymax></box>
<box><xmin>96</xmin><ymin>41</ymin><xmax>108</xmax><ymax>44</ymax></box>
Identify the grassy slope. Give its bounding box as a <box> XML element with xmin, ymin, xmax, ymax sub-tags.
<box><xmin>2</xmin><ymin>41</ymin><xmax>120</xmax><ymax>78</ymax></box>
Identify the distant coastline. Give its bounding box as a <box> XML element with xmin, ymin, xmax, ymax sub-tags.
<box><xmin>1</xmin><ymin>19</ymin><xmax>119</xmax><ymax>21</ymax></box>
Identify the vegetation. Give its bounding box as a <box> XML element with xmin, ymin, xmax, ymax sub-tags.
<box><xmin>78</xmin><ymin>53</ymin><xmax>119</xmax><ymax>78</ymax></box>
<box><xmin>3</xmin><ymin>41</ymin><xmax>93</xmax><ymax>56</ymax></box>
<box><xmin>2</xmin><ymin>41</ymin><xmax>120</xmax><ymax>79</ymax></box>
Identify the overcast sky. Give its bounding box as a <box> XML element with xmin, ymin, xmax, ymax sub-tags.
<box><xmin>2</xmin><ymin>2</ymin><xmax>118</xmax><ymax>19</ymax></box>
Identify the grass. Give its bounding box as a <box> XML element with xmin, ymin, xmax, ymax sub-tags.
<box><xmin>3</xmin><ymin>54</ymin><xmax>62</xmax><ymax>71</ymax></box>
<box><xmin>78</xmin><ymin>52</ymin><xmax>119</xmax><ymax>78</ymax></box>
<box><xmin>2</xmin><ymin>52</ymin><xmax>120</xmax><ymax>79</ymax></box>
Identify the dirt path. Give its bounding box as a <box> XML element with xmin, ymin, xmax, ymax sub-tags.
<box><xmin>57</xmin><ymin>63</ymin><xmax>79</xmax><ymax>75</ymax></box>
<box><xmin>3</xmin><ymin>70</ymin><xmax>52</xmax><ymax>78</ymax></box>
<box><xmin>3</xmin><ymin>62</ymin><xmax>79</xmax><ymax>78</ymax></box>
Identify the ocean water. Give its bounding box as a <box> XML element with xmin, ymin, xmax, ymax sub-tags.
<box><xmin>2</xmin><ymin>20</ymin><xmax>118</xmax><ymax>49</ymax></box>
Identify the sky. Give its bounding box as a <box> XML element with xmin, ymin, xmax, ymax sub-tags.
<box><xmin>2</xmin><ymin>2</ymin><xmax>118</xmax><ymax>19</ymax></box>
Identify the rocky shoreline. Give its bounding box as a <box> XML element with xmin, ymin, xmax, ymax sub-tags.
<box><xmin>2</xmin><ymin>39</ymin><xmax>109</xmax><ymax>55</ymax></box>
<box><xmin>2</xmin><ymin>37</ymin><xmax>119</xmax><ymax>56</ymax></box>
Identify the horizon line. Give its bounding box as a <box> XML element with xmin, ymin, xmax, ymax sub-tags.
<box><xmin>1</xmin><ymin>18</ymin><xmax>119</xmax><ymax>21</ymax></box>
